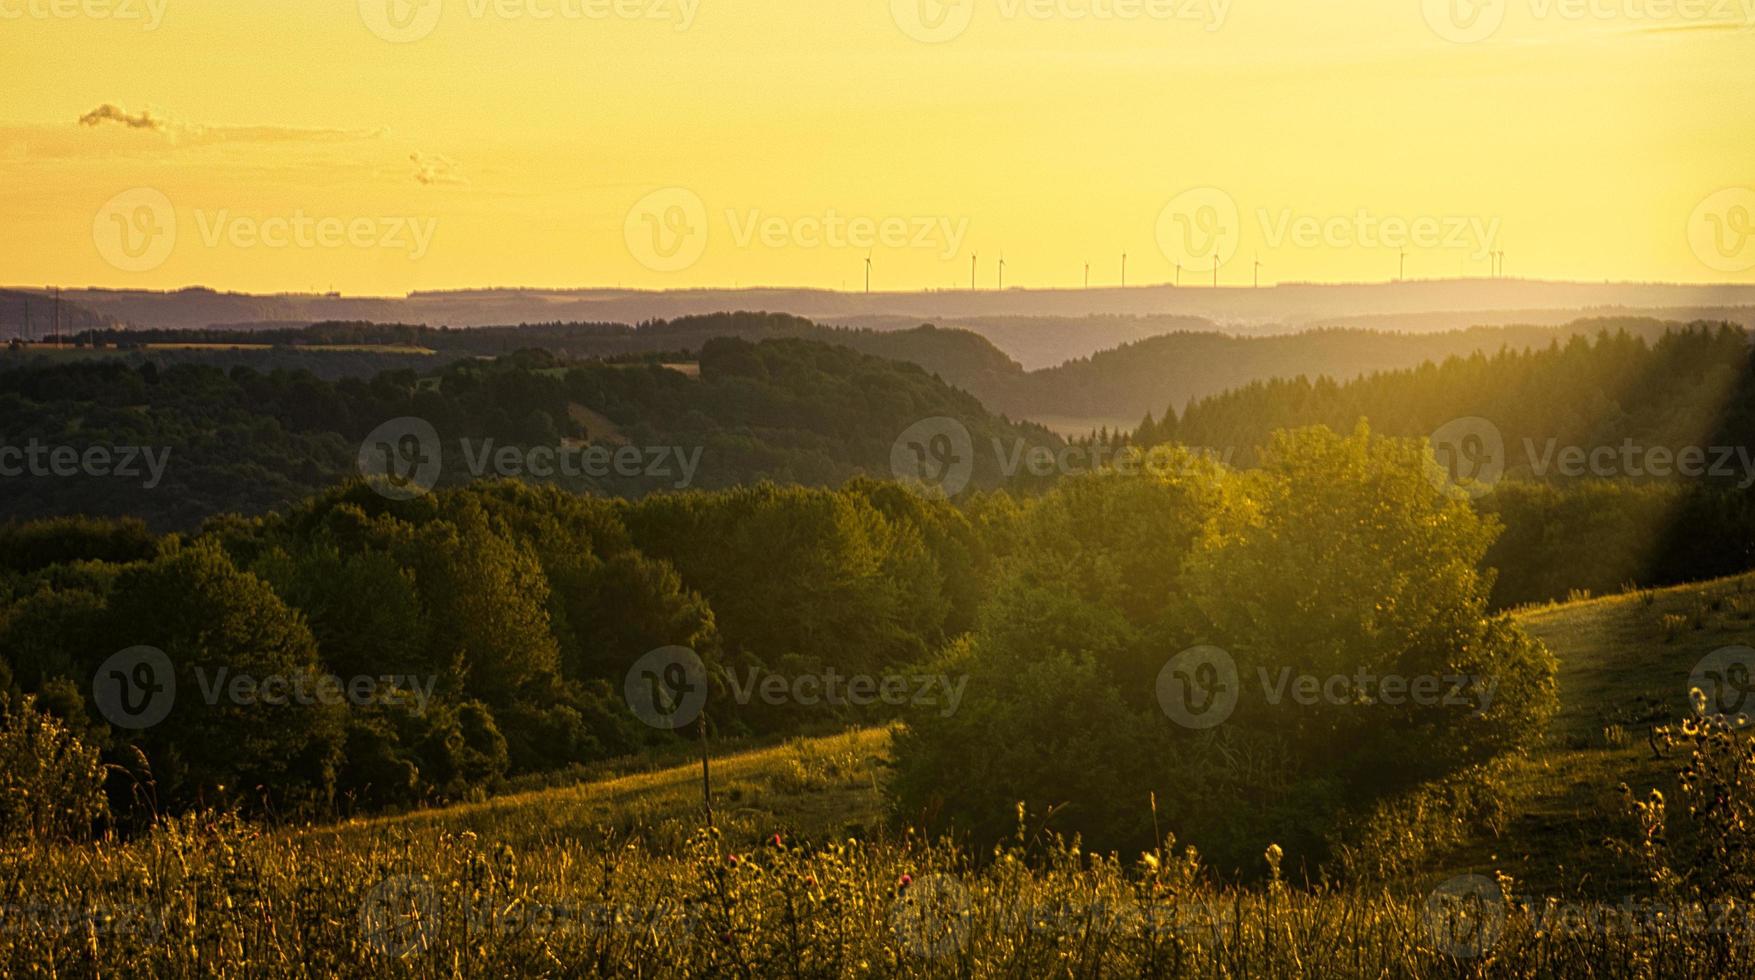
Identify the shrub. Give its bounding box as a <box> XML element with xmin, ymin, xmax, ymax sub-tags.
<box><xmin>0</xmin><ymin>695</ymin><xmax>108</xmax><ymax>843</ymax></box>
<box><xmin>892</xmin><ymin>428</ymin><xmax>1558</xmax><ymax>875</ymax></box>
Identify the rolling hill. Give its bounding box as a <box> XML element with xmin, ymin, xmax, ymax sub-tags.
<box><xmin>319</xmin><ymin>572</ymin><xmax>1755</xmax><ymax>892</ymax></box>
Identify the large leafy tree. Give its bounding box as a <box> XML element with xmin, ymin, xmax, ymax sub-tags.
<box><xmin>101</xmin><ymin>540</ymin><xmax>347</xmax><ymax>811</ymax></box>
<box><xmin>892</xmin><ymin>430</ymin><xmax>1557</xmax><ymax>872</ymax></box>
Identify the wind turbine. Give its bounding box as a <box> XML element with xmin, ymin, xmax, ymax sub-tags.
<box><xmin>971</xmin><ymin>253</ymin><xmax>978</xmax><ymax>291</ymax></box>
<box><xmin>1175</xmin><ymin>262</ymin><xmax>1182</xmax><ymax>287</ymax></box>
<box><xmin>1121</xmin><ymin>253</ymin><xmax>1127</xmax><ymax>288</ymax></box>
<box><xmin>1253</xmin><ymin>254</ymin><xmax>1262</xmax><ymax>289</ymax></box>
<box><xmin>864</xmin><ymin>253</ymin><xmax>872</xmax><ymax>294</ymax></box>
<box><xmin>998</xmin><ymin>254</ymin><xmax>1006</xmax><ymax>291</ymax></box>
<box><xmin>1398</xmin><ymin>249</ymin><xmax>1407</xmax><ymax>282</ymax></box>
<box><xmin>1212</xmin><ymin>254</ymin><xmax>1219</xmax><ymax>288</ymax></box>
<box><xmin>1084</xmin><ymin>261</ymin><xmax>1090</xmax><ymax>290</ymax></box>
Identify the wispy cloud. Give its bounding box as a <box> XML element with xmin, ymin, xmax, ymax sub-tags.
<box><xmin>75</xmin><ymin>104</ymin><xmax>384</xmax><ymax>146</ymax></box>
<box><xmin>79</xmin><ymin>104</ymin><xmax>167</xmax><ymax>131</ymax></box>
<box><xmin>1634</xmin><ymin>20</ymin><xmax>1754</xmax><ymax>36</ymax></box>
<box><xmin>411</xmin><ymin>152</ymin><xmax>467</xmax><ymax>186</ymax></box>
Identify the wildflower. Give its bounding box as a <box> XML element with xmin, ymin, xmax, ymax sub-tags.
<box><xmin>770</xmin><ymin>834</ymin><xmax>784</xmax><ymax>848</ymax></box>
<box><xmin>1265</xmin><ymin>844</ymin><xmax>1284</xmax><ymax>880</ymax></box>
<box><xmin>897</xmin><ymin>874</ymin><xmax>912</xmax><ymax>892</ymax></box>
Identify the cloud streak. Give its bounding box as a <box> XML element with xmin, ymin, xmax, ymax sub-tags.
<box><xmin>411</xmin><ymin>152</ymin><xmax>467</xmax><ymax>186</ymax></box>
<box><xmin>76</xmin><ymin>104</ymin><xmax>384</xmax><ymax>146</ymax></box>
<box><xmin>79</xmin><ymin>104</ymin><xmax>166</xmax><ymax>131</ymax></box>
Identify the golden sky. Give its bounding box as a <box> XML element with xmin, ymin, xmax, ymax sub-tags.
<box><xmin>1</xmin><ymin>0</ymin><xmax>1751</xmax><ymax>293</ymax></box>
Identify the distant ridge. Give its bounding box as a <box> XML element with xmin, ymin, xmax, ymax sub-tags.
<box><xmin>11</xmin><ymin>280</ymin><xmax>1755</xmax><ymax>338</ymax></box>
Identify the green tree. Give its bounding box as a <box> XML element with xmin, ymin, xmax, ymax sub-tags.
<box><xmin>102</xmin><ymin>540</ymin><xmax>346</xmax><ymax>812</ymax></box>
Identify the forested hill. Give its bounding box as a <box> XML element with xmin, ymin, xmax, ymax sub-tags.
<box><xmin>1117</xmin><ymin>323</ymin><xmax>1755</xmax><ymax>607</ymax></box>
<box><xmin>1140</xmin><ymin>322</ymin><xmax>1755</xmax><ymax>471</ymax></box>
<box><xmin>61</xmin><ymin>313</ymin><xmax>1715</xmax><ymax>438</ymax></box>
<box><xmin>69</xmin><ymin>311</ymin><xmax>1021</xmax><ymax>372</ymax></box>
<box><xmin>0</xmin><ymin>337</ymin><xmax>1057</xmax><ymax>530</ymax></box>
<box><xmin>971</xmin><ymin>317</ymin><xmax>1696</xmax><ymax>427</ymax></box>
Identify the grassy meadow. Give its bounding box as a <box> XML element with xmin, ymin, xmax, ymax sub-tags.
<box><xmin>8</xmin><ymin>575</ymin><xmax>1755</xmax><ymax>977</ymax></box>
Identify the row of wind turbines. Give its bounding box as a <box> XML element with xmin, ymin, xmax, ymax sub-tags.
<box><xmin>859</xmin><ymin>250</ymin><xmax>1507</xmax><ymax>293</ymax></box>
